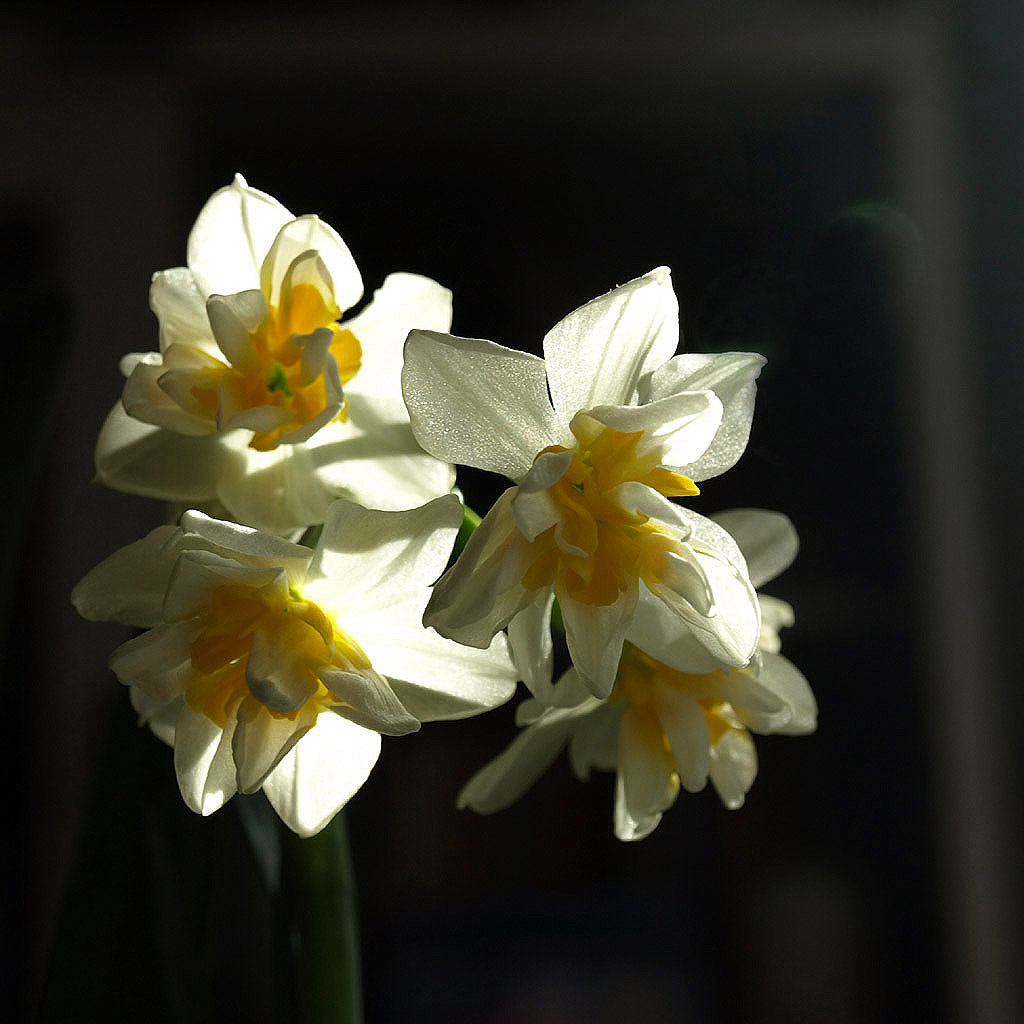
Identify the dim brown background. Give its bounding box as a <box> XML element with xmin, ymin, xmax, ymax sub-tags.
<box><xmin>4</xmin><ymin>3</ymin><xmax>1022</xmax><ymax>1022</ymax></box>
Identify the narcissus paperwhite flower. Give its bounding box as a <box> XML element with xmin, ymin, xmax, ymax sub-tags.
<box><xmin>95</xmin><ymin>175</ymin><xmax>456</xmax><ymax>535</ymax></box>
<box><xmin>402</xmin><ymin>268</ymin><xmax>765</xmax><ymax>697</ymax></box>
<box><xmin>457</xmin><ymin>510</ymin><xmax>817</xmax><ymax>841</ymax></box>
<box><xmin>72</xmin><ymin>495</ymin><xmax>517</xmax><ymax>837</ymax></box>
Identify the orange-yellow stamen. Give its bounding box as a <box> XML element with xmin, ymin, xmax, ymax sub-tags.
<box><xmin>177</xmin><ymin>280</ymin><xmax>362</xmax><ymax>450</ymax></box>
<box><xmin>184</xmin><ymin>581</ymin><xmax>370</xmax><ymax>727</ymax></box>
<box><xmin>518</xmin><ymin>422</ymin><xmax>699</xmax><ymax>606</ymax></box>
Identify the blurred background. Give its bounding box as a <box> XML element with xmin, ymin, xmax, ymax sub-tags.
<box><xmin>5</xmin><ymin>2</ymin><xmax>1022</xmax><ymax>1022</ymax></box>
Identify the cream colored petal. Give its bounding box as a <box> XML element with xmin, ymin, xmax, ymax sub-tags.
<box><xmin>262</xmin><ymin>713</ymin><xmax>381</xmax><ymax>838</ymax></box>
<box><xmin>567</xmin><ymin>700</ymin><xmax>622</xmax><ymax>778</ymax></box>
<box><xmin>708</xmin><ymin>728</ymin><xmax>757</xmax><ymax>809</ymax></box>
<box><xmin>174</xmin><ymin>704</ymin><xmax>238</xmax><ymax>816</ymax></box>
<box><xmin>308</xmin><ymin>397</ymin><xmax>456</xmax><ymax>513</ymax></box>
<box><xmin>614</xmin><ymin>707</ymin><xmax>678</xmax><ymax>842</ymax></box>
<box><xmin>344</xmin><ymin>272</ymin><xmax>453</xmax><ymax>415</ymax></box>
<box><xmin>747</xmin><ymin>652</ymin><xmax>818</xmax><ymax>736</ymax></box>
<box><xmin>306</xmin><ymin>494</ymin><xmax>462</xmax><ymax>614</ymax></box>
<box><xmin>94</xmin><ymin>404</ymin><xmax>241</xmax><ymax>503</ymax></box>
<box><xmin>642</xmin><ymin>351</ymin><xmax>765</xmax><ymax>481</ymax></box>
<box><xmin>712</xmin><ymin>509</ymin><xmax>799</xmax><ymax>589</ymax></box>
<box><xmin>559</xmin><ymin>589</ymin><xmax>637</xmax><ymax>698</ymax></box>
<box><xmin>320</xmin><ymin>666</ymin><xmax>420</xmax><ymax>737</ymax></box>
<box><xmin>71</xmin><ymin>524</ymin><xmax>181</xmax><ymax>627</ymax></box>
<box><xmin>150</xmin><ymin>268</ymin><xmax>217</xmax><ymax>354</ymax></box>
<box><xmin>187</xmin><ymin>174</ymin><xmax>292</xmax><ymax>298</ymax></box>
<box><xmin>402</xmin><ymin>330</ymin><xmax>567</xmax><ymax>480</ymax></box>
<box><xmin>260</xmin><ymin>215</ymin><xmax>362</xmax><ymax>313</ymax></box>
<box><xmin>544</xmin><ymin>267</ymin><xmax>679</xmax><ymax>418</ymax></box>
<box><xmin>109</xmin><ymin>622</ymin><xmax>195</xmax><ymax>704</ymax></box>
<box><xmin>206</xmin><ymin>290</ymin><xmax>267</xmax><ymax>374</ymax></box>
<box><xmin>458</xmin><ymin>700</ymin><xmax>599</xmax><ymax>814</ymax></box>
<box><xmin>652</xmin><ymin>683</ymin><xmax>710</xmax><ymax>793</ymax></box>
<box><xmin>507</xmin><ymin>593</ymin><xmax>556</xmax><ymax>701</ymax></box>
<box><xmin>232</xmin><ymin>696</ymin><xmax>316</xmax><ymax>794</ymax></box>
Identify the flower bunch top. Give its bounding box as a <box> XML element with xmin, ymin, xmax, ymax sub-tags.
<box><xmin>75</xmin><ymin>176</ymin><xmax>815</xmax><ymax>840</ymax></box>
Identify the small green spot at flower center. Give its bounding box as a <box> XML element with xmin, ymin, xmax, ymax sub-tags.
<box><xmin>266</xmin><ymin>362</ymin><xmax>292</xmax><ymax>397</ymax></box>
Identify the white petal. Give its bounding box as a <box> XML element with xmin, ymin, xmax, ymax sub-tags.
<box><xmin>402</xmin><ymin>330</ymin><xmax>567</xmax><ymax>480</ymax></box>
<box><xmin>507</xmin><ymin>593</ymin><xmax>555</xmax><ymax>701</ymax></box>
<box><xmin>94</xmin><ymin>404</ymin><xmax>242</xmax><ymax>503</ymax></box>
<box><xmin>748</xmin><ymin>652</ymin><xmax>817</xmax><ymax>736</ymax></box>
<box><xmin>213</xmin><ymin>437</ymin><xmax>336</xmax><ymax>535</ymax></box>
<box><xmin>162</xmin><ymin>552</ymin><xmax>285</xmax><ymax>623</ymax></box>
<box><xmin>626</xmin><ymin>592</ymin><xmax>721</xmax><ymax>675</ymax></box>
<box><xmin>174</xmin><ymin>705</ymin><xmax>238</xmax><ymax>816</ymax></box>
<box><xmin>368</xmin><ymin>628</ymin><xmax>516</xmax><ymax>722</ymax></box>
<box><xmin>544</xmin><ymin>267</ymin><xmax>679</xmax><ymax>419</ymax></box>
<box><xmin>511</xmin><ymin>449</ymin><xmax>575</xmax><ymax>545</ymax></box>
<box><xmin>129</xmin><ymin>688</ymin><xmax>180</xmax><ymax>747</ymax></box>
<box><xmin>149</xmin><ymin>267</ymin><xmax>217</xmax><ymax>354</ymax></box>
<box><xmin>560</xmin><ymin>590</ymin><xmax>636</xmax><ymax>698</ymax></box>
<box><xmin>71</xmin><ymin>524</ymin><xmax>181</xmax><ymax>627</ymax></box>
<box><xmin>308</xmin><ymin>396</ymin><xmax>457</xmax><ymax>513</ymax></box>
<box><xmin>259</xmin><ymin>215</ymin><xmax>362</xmax><ymax>313</ymax></box>
<box><xmin>262</xmin><ymin>713</ymin><xmax>381</xmax><ymax>837</ymax></box>
<box><xmin>178</xmin><ymin>510</ymin><xmax>312</xmax><ymax>582</ymax></box>
<box><xmin>583</xmin><ymin>389</ymin><xmax>723</xmax><ymax>470</ymax></box>
<box><xmin>206</xmin><ymin>290</ymin><xmax>267</xmax><ymax>373</ymax></box>
<box><xmin>344</xmin><ymin>272</ymin><xmax>453</xmax><ymax>416</ymax></box>
<box><xmin>109</xmin><ymin>622</ymin><xmax>195</xmax><ymax>703</ymax></box>
<box><xmin>232</xmin><ymin>696</ymin><xmax>316</xmax><ymax>793</ymax></box>
<box><xmin>320</xmin><ymin>666</ymin><xmax>420</xmax><ymax>736</ymax></box>
<box><xmin>422</xmin><ymin>488</ymin><xmax>535</xmax><ymax>649</ymax></box>
<box><xmin>567</xmin><ymin>700</ymin><xmax>623</xmax><ymax>777</ymax></box>
<box><xmin>187</xmin><ymin>174</ymin><xmax>292</xmax><ymax>298</ymax></box>
<box><xmin>651</xmin><ymin>684</ymin><xmax>710</xmax><ymax>793</ymax></box>
<box><xmin>305</xmin><ymin>494</ymin><xmax>462</xmax><ymax>614</ymax></box>
<box><xmin>458</xmin><ymin>700</ymin><xmax>600</xmax><ymax>813</ymax></box>
<box><xmin>122</xmin><ymin>360</ymin><xmax>217</xmax><ymax>436</ymax></box>
<box><xmin>709</xmin><ymin>728</ymin><xmax>757</xmax><ymax>809</ymax></box>
<box><xmin>614</xmin><ymin>705</ymin><xmax>678</xmax><ymax>841</ymax></box>
<box><xmin>712</xmin><ymin>509</ymin><xmax>799</xmax><ymax>589</ymax></box>
<box><xmin>757</xmin><ymin>594</ymin><xmax>795</xmax><ymax>653</ymax></box>
<box><xmin>642</xmin><ymin>351</ymin><xmax>765</xmax><ymax>481</ymax></box>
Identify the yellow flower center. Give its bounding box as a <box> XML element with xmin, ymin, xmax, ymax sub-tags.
<box><xmin>173</xmin><ymin>279</ymin><xmax>361</xmax><ymax>451</ymax></box>
<box><xmin>184</xmin><ymin>580</ymin><xmax>370</xmax><ymax>727</ymax></box>
<box><xmin>519</xmin><ymin>420</ymin><xmax>699</xmax><ymax>605</ymax></box>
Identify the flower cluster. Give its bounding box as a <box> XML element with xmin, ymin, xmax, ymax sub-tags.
<box><xmin>74</xmin><ymin>175</ymin><xmax>815</xmax><ymax>840</ymax></box>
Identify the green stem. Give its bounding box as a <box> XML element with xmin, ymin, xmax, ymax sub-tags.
<box><xmin>275</xmin><ymin>811</ymin><xmax>363</xmax><ymax>1024</ymax></box>
<box><xmin>453</xmin><ymin>504</ymin><xmax>482</xmax><ymax>558</ymax></box>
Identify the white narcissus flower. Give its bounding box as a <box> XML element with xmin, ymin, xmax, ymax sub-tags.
<box><xmin>72</xmin><ymin>495</ymin><xmax>517</xmax><ymax>838</ymax></box>
<box><xmin>457</xmin><ymin>510</ymin><xmax>817</xmax><ymax>842</ymax></box>
<box><xmin>95</xmin><ymin>174</ymin><xmax>456</xmax><ymax>535</ymax></box>
<box><xmin>401</xmin><ymin>267</ymin><xmax>766</xmax><ymax>698</ymax></box>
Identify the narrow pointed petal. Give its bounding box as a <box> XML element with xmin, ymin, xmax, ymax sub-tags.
<box><xmin>458</xmin><ymin>701</ymin><xmax>597</xmax><ymax>813</ymax></box>
<box><xmin>174</xmin><ymin>705</ymin><xmax>239</xmax><ymax>816</ymax></box>
<box><xmin>651</xmin><ymin>684</ymin><xmax>710</xmax><ymax>793</ymax></box>
<box><xmin>749</xmin><ymin>652</ymin><xmax>818</xmax><ymax>735</ymax></box>
<box><xmin>403</xmin><ymin>330</ymin><xmax>566</xmax><ymax>480</ymax></box>
<box><xmin>263</xmin><ymin>714</ymin><xmax>381</xmax><ymax>838</ymax></box>
<box><xmin>544</xmin><ymin>267</ymin><xmax>679</xmax><ymax>418</ymax></box>
<box><xmin>567</xmin><ymin>701</ymin><xmax>622</xmax><ymax>778</ymax></box>
<box><xmin>709</xmin><ymin>728</ymin><xmax>757</xmax><ymax>809</ymax></box>
<box><xmin>206</xmin><ymin>290</ymin><xmax>267</xmax><ymax>374</ymax></box>
<box><xmin>560</xmin><ymin>590</ymin><xmax>637</xmax><ymax>698</ymax></box>
<box><xmin>507</xmin><ymin>593</ymin><xmax>556</xmax><ymax>701</ymax></box>
<box><xmin>178</xmin><ymin>510</ymin><xmax>312</xmax><ymax>582</ymax></box>
<box><xmin>615</xmin><ymin>706</ymin><xmax>678</xmax><ymax>841</ymax></box>
<box><xmin>320</xmin><ymin>666</ymin><xmax>421</xmax><ymax>736</ymax></box>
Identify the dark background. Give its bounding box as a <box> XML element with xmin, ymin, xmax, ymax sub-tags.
<box><xmin>5</xmin><ymin>3</ymin><xmax>1021</xmax><ymax>1022</ymax></box>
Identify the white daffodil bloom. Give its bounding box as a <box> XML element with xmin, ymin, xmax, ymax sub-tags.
<box><xmin>402</xmin><ymin>267</ymin><xmax>766</xmax><ymax>697</ymax></box>
<box><xmin>95</xmin><ymin>175</ymin><xmax>456</xmax><ymax>535</ymax></box>
<box><xmin>72</xmin><ymin>495</ymin><xmax>517</xmax><ymax>837</ymax></box>
<box><xmin>458</xmin><ymin>509</ymin><xmax>817</xmax><ymax>841</ymax></box>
